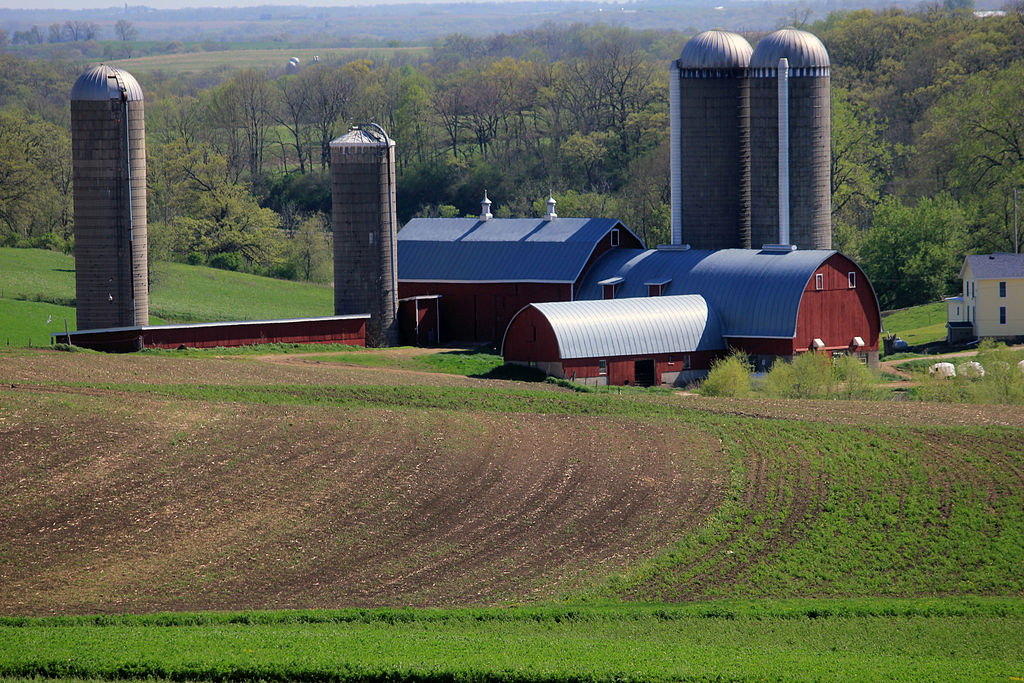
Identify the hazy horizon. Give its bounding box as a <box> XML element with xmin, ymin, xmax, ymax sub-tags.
<box><xmin>0</xmin><ymin>0</ymin><xmax>616</xmax><ymax>11</ymax></box>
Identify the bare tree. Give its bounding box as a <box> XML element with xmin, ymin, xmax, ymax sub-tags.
<box><xmin>114</xmin><ymin>19</ymin><xmax>137</xmax><ymax>41</ymax></box>
<box><xmin>274</xmin><ymin>75</ymin><xmax>314</xmax><ymax>174</ymax></box>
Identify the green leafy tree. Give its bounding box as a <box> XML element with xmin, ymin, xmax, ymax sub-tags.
<box><xmin>859</xmin><ymin>194</ymin><xmax>967</xmax><ymax>309</ymax></box>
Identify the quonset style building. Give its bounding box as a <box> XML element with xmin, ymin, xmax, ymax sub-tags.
<box><xmin>399</xmin><ymin>27</ymin><xmax>881</xmax><ymax>386</ymax></box>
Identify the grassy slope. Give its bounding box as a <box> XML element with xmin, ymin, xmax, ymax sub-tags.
<box><xmin>881</xmin><ymin>301</ymin><xmax>948</xmax><ymax>345</ymax></box>
<box><xmin>0</xmin><ymin>248</ymin><xmax>333</xmax><ymax>342</ymax></box>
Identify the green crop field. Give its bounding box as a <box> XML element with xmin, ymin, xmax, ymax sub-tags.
<box><xmin>105</xmin><ymin>47</ymin><xmax>430</xmax><ymax>75</ymax></box>
<box><xmin>1</xmin><ymin>601</ymin><xmax>1021</xmax><ymax>682</ymax></box>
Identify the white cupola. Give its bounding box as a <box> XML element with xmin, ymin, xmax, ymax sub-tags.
<box><xmin>480</xmin><ymin>191</ymin><xmax>493</xmax><ymax>221</ymax></box>
<box><xmin>545</xmin><ymin>192</ymin><xmax>557</xmax><ymax>221</ymax></box>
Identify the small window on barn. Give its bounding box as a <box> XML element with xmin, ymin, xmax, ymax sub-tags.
<box><xmin>610</xmin><ymin>229</ymin><xmax>620</xmax><ymax>247</ymax></box>
<box><xmin>603</xmin><ymin>284</ymin><xmax>616</xmax><ymax>299</ymax></box>
<box><xmin>848</xmin><ymin>272</ymin><xmax>856</xmax><ymax>289</ymax></box>
<box><xmin>815</xmin><ymin>273</ymin><xmax>824</xmax><ymax>290</ymax></box>
<box><xmin>648</xmin><ymin>284</ymin><xmax>661</xmax><ymax>297</ymax></box>
<box><xmin>531</xmin><ymin>324</ymin><xmax>537</xmax><ymax>342</ymax></box>
<box><xmin>999</xmin><ymin>281</ymin><xmax>1007</xmax><ymax>298</ymax></box>
<box><xmin>683</xmin><ymin>355</ymin><xmax>691</xmax><ymax>370</ymax></box>
<box><xmin>599</xmin><ymin>359</ymin><xmax>607</xmax><ymax>375</ymax></box>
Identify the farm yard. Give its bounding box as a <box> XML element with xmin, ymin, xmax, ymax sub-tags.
<box><xmin>1</xmin><ymin>345</ymin><xmax>1023</xmax><ymax>680</ymax></box>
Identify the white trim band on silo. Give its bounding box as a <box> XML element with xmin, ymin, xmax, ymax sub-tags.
<box><xmin>777</xmin><ymin>57</ymin><xmax>790</xmax><ymax>247</ymax></box>
<box><xmin>669</xmin><ymin>60</ymin><xmax>682</xmax><ymax>246</ymax></box>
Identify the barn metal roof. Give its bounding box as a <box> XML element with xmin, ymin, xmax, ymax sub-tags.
<box><xmin>962</xmin><ymin>253</ymin><xmax>1024</xmax><ymax>280</ymax></box>
<box><xmin>522</xmin><ymin>295</ymin><xmax>725</xmax><ymax>360</ymax></box>
<box><xmin>678</xmin><ymin>29</ymin><xmax>753</xmax><ymax>69</ymax></box>
<box><xmin>750</xmin><ymin>28</ymin><xmax>830</xmax><ymax>69</ymax></box>
<box><xmin>577</xmin><ymin>248</ymin><xmax>838</xmax><ymax>339</ymax></box>
<box><xmin>71</xmin><ymin>65</ymin><xmax>144</xmax><ymax>102</ymax></box>
<box><xmin>397</xmin><ymin>217</ymin><xmax>638</xmax><ymax>283</ymax></box>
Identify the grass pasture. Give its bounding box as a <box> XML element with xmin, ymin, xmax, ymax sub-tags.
<box><xmin>105</xmin><ymin>47</ymin><xmax>430</xmax><ymax>75</ymax></box>
<box><xmin>881</xmin><ymin>301</ymin><xmax>948</xmax><ymax>346</ymax></box>
<box><xmin>0</xmin><ymin>248</ymin><xmax>333</xmax><ymax>342</ymax></box>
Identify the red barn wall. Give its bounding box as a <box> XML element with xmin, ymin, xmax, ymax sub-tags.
<box><xmin>398</xmin><ymin>282</ymin><xmax>572</xmax><ymax>344</ymax></box>
<box><xmin>794</xmin><ymin>254</ymin><xmax>881</xmax><ymax>352</ymax></box>
<box><xmin>573</xmin><ymin>226</ymin><xmax>645</xmax><ymax>292</ymax></box>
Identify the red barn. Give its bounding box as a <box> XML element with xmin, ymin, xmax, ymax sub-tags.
<box><xmin>576</xmin><ymin>246</ymin><xmax>881</xmax><ymax>369</ymax></box>
<box><xmin>502</xmin><ymin>295</ymin><xmax>727</xmax><ymax>386</ymax></box>
<box><xmin>397</xmin><ymin>215</ymin><xmax>643</xmax><ymax>343</ymax></box>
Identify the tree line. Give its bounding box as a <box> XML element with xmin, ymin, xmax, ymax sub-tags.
<box><xmin>1</xmin><ymin>12</ymin><xmax>1022</xmax><ymax>306</ymax></box>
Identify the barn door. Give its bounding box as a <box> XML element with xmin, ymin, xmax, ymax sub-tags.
<box><xmin>634</xmin><ymin>359</ymin><xmax>656</xmax><ymax>387</ymax></box>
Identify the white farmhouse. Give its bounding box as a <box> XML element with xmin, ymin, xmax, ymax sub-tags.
<box><xmin>946</xmin><ymin>252</ymin><xmax>1024</xmax><ymax>342</ymax></box>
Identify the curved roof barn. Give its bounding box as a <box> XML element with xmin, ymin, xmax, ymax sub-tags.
<box><xmin>577</xmin><ymin>248</ymin><xmax>873</xmax><ymax>340</ymax></box>
<box><xmin>506</xmin><ymin>295</ymin><xmax>725</xmax><ymax>360</ymax></box>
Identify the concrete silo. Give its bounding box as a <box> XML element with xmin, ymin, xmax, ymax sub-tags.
<box><xmin>749</xmin><ymin>28</ymin><xmax>831</xmax><ymax>250</ymax></box>
<box><xmin>670</xmin><ymin>29</ymin><xmax>753</xmax><ymax>249</ymax></box>
<box><xmin>70</xmin><ymin>64</ymin><xmax>148</xmax><ymax>330</ymax></box>
<box><xmin>330</xmin><ymin>124</ymin><xmax>398</xmax><ymax>347</ymax></box>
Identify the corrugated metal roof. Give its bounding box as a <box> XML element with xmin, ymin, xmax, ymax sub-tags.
<box><xmin>577</xmin><ymin>248</ymin><xmax>838</xmax><ymax>338</ymax></box>
<box><xmin>71</xmin><ymin>65</ymin><xmax>144</xmax><ymax>102</ymax></box>
<box><xmin>525</xmin><ymin>295</ymin><xmax>725</xmax><ymax>360</ymax></box>
<box><xmin>398</xmin><ymin>217</ymin><xmax>637</xmax><ymax>283</ymax></box>
<box><xmin>678</xmin><ymin>29</ymin><xmax>753</xmax><ymax>69</ymax></box>
<box><xmin>330</xmin><ymin>126</ymin><xmax>394</xmax><ymax>149</ymax></box>
<box><xmin>963</xmin><ymin>253</ymin><xmax>1024</xmax><ymax>279</ymax></box>
<box><xmin>750</xmin><ymin>28</ymin><xmax>830</xmax><ymax>69</ymax></box>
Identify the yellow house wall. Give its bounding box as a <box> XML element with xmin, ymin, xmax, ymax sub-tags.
<box><xmin>963</xmin><ymin>263</ymin><xmax>1024</xmax><ymax>337</ymax></box>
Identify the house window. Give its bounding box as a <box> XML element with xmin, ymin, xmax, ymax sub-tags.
<box><xmin>610</xmin><ymin>229</ymin><xmax>620</xmax><ymax>247</ymax></box>
<box><xmin>848</xmin><ymin>272</ymin><xmax>856</xmax><ymax>289</ymax></box>
<box><xmin>599</xmin><ymin>359</ymin><xmax>607</xmax><ymax>375</ymax></box>
<box><xmin>1000</xmin><ymin>307</ymin><xmax>1007</xmax><ymax>325</ymax></box>
<box><xmin>815</xmin><ymin>273</ymin><xmax>824</xmax><ymax>290</ymax></box>
<box><xmin>999</xmin><ymin>281</ymin><xmax>1007</xmax><ymax>298</ymax></box>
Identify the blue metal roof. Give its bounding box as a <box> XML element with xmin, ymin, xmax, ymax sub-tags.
<box><xmin>397</xmin><ymin>217</ymin><xmax>637</xmax><ymax>283</ymax></box>
<box><xmin>577</xmin><ymin>248</ymin><xmax>838</xmax><ymax>339</ymax></box>
<box><xmin>963</xmin><ymin>253</ymin><xmax>1024</xmax><ymax>280</ymax></box>
<box><xmin>521</xmin><ymin>295</ymin><xmax>725</xmax><ymax>360</ymax></box>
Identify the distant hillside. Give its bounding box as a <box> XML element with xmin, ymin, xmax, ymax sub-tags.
<box><xmin>0</xmin><ymin>248</ymin><xmax>333</xmax><ymax>346</ymax></box>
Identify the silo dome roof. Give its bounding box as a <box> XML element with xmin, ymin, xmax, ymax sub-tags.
<box><xmin>330</xmin><ymin>125</ymin><xmax>395</xmax><ymax>149</ymax></box>
<box><xmin>750</xmin><ymin>28</ymin><xmax>830</xmax><ymax>69</ymax></box>
<box><xmin>71</xmin><ymin>65</ymin><xmax>144</xmax><ymax>102</ymax></box>
<box><xmin>678</xmin><ymin>29</ymin><xmax>753</xmax><ymax>68</ymax></box>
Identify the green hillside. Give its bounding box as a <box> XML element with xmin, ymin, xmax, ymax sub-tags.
<box><xmin>0</xmin><ymin>248</ymin><xmax>333</xmax><ymax>345</ymax></box>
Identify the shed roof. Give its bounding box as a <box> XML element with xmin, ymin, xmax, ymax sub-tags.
<box><xmin>397</xmin><ymin>217</ymin><xmax>638</xmax><ymax>283</ymax></box>
<box><xmin>71</xmin><ymin>65</ymin><xmax>144</xmax><ymax>102</ymax></box>
<box><xmin>962</xmin><ymin>253</ymin><xmax>1024</xmax><ymax>280</ymax></box>
<box><xmin>519</xmin><ymin>295</ymin><xmax>725</xmax><ymax>360</ymax></box>
<box><xmin>577</xmin><ymin>248</ymin><xmax>839</xmax><ymax>339</ymax></box>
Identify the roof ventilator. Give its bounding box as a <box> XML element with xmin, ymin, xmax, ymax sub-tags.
<box><xmin>480</xmin><ymin>190</ymin><xmax>492</xmax><ymax>221</ymax></box>
<box><xmin>544</xmin><ymin>192</ymin><xmax>557</xmax><ymax>221</ymax></box>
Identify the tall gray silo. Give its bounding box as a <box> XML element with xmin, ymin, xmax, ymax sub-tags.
<box><xmin>330</xmin><ymin>124</ymin><xmax>398</xmax><ymax>347</ymax></box>
<box><xmin>670</xmin><ymin>29</ymin><xmax>753</xmax><ymax>249</ymax></box>
<box><xmin>749</xmin><ymin>28</ymin><xmax>831</xmax><ymax>250</ymax></box>
<box><xmin>70</xmin><ymin>64</ymin><xmax>148</xmax><ymax>330</ymax></box>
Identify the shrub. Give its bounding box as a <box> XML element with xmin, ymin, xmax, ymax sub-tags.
<box><xmin>699</xmin><ymin>351</ymin><xmax>753</xmax><ymax>397</ymax></box>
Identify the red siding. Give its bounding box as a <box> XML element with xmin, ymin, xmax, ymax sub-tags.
<box><xmin>561</xmin><ymin>351</ymin><xmax>722</xmax><ymax>385</ymax></box>
<box><xmin>398</xmin><ymin>282</ymin><xmax>572</xmax><ymax>344</ymax></box>
<box><xmin>59</xmin><ymin>318</ymin><xmax>367</xmax><ymax>353</ymax></box>
<box><xmin>398</xmin><ymin>297</ymin><xmax>440</xmax><ymax>346</ymax></box>
<box><xmin>794</xmin><ymin>254</ymin><xmax>881</xmax><ymax>352</ymax></box>
<box><xmin>573</xmin><ymin>224</ymin><xmax>645</xmax><ymax>293</ymax></box>
<box><xmin>502</xmin><ymin>306</ymin><xmax>560</xmax><ymax>361</ymax></box>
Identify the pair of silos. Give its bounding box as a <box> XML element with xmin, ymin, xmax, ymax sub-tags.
<box><xmin>70</xmin><ymin>65</ymin><xmax>149</xmax><ymax>331</ymax></box>
<box><xmin>669</xmin><ymin>27</ymin><xmax>831</xmax><ymax>251</ymax></box>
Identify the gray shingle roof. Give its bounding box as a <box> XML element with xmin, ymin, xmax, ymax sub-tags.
<box><xmin>522</xmin><ymin>295</ymin><xmax>725</xmax><ymax>360</ymax></box>
<box><xmin>963</xmin><ymin>253</ymin><xmax>1024</xmax><ymax>280</ymax></box>
<box><xmin>397</xmin><ymin>217</ymin><xmax>637</xmax><ymax>283</ymax></box>
<box><xmin>577</xmin><ymin>248</ymin><xmax>840</xmax><ymax>339</ymax></box>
